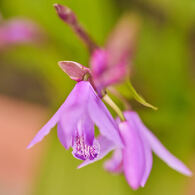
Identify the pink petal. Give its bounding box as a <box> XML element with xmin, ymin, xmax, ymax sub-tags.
<box><xmin>57</xmin><ymin>81</ymin><xmax>93</xmax><ymax>149</ymax></box>
<box><xmin>87</xmin><ymin>83</ymin><xmax>123</xmax><ymax>147</ymax></box>
<box><xmin>120</xmin><ymin>121</ymin><xmax>145</xmax><ymax>190</ymax></box>
<box><xmin>105</xmin><ymin>14</ymin><xmax>139</xmax><ymax>71</ymax></box>
<box><xmin>128</xmin><ymin>111</ymin><xmax>192</xmax><ymax>176</ymax></box>
<box><xmin>77</xmin><ymin>114</ymin><xmax>94</xmax><ymax>146</ymax></box>
<box><xmin>90</xmin><ymin>49</ymin><xmax>107</xmax><ymax>77</ymax></box>
<box><xmin>125</xmin><ymin>112</ymin><xmax>153</xmax><ymax>187</ymax></box>
<box><xmin>104</xmin><ymin>149</ymin><xmax>123</xmax><ymax>173</ymax></box>
<box><xmin>57</xmin><ymin>105</ymin><xmax>83</xmax><ymax>149</ymax></box>
<box><xmin>27</xmin><ymin>105</ymin><xmax>62</xmax><ymax>149</ymax></box>
<box><xmin>27</xmin><ymin>81</ymin><xmax>89</xmax><ymax>149</ymax></box>
<box><xmin>139</xmin><ymin>136</ymin><xmax>153</xmax><ymax>187</ymax></box>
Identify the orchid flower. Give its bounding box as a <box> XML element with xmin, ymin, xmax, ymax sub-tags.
<box><xmin>0</xmin><ymin>13</ymin><xmax>40</xmax><ymax>49</ymax></box>
<box><xmin>27</xmin><ymin>81</ymin><xmax>123</xmax><ymax>164</ymax></box>
<box><xmin>104</xmin><ymin>111</ymin><xmax>192</xmax><ymax>189</ymax></box>
<box><xmin>27</xmin><ymin>4</ymin><xmax>192</xmax><ymax>190</ymax></box>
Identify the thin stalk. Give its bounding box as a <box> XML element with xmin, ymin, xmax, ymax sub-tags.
<box><xmin>103</xmin><ymin>94</ymin><xmax>125</xmax><ymax>121</ymax></box>
<box><xmin>108</xmin><ymin>86</ymin><xmax>131</xmax><ymax>110</ymax></box>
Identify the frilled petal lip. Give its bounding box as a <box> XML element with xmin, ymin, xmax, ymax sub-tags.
<box><xmin>78</xmin><ymin>135</ymin><xmax>116</xmax><ymax>169</ymax></box>
<box><xmin>125</xmin><ymin>111</ymin><xmax>192</xmax><ymax>177</ymax></box>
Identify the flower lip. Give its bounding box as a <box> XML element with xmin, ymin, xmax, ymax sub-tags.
<box><xmin>72</xmin><ymin>135</ymin><xmax>100</xmax><ymax>160</ymax></box>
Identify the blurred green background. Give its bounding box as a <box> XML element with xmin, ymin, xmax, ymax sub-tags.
<box><xmin>0</xmin><ymin>0</ymin><xmax>195</xmax><ymax>195</ymax></box>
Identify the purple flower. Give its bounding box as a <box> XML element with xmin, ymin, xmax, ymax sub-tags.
<box><xmin>0</xmin><ymin>17</ymin><xmax>40</xmax><ymax>49</ymax></box>
<box><xmin>27</xmin><ymin>81</ymin><xmax>123</xmax><ymax>163</ymax></box>
<box><xmin>90</xmin><ymin>48</ymin><xmax>128</xmax><ymax>91</ymax></box>
<box><xmin>89</xmin><ymin>15</ymin><xmax>139</xmax><ymax>91</ymax></box>
<box><xmin>104</xmin><ymin>111</ymin><xmax>192</xmax><ymax>190</ymax></box>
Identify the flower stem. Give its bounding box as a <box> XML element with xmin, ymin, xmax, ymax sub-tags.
<box><xmin>103</xmin><ymin>94</ymin><xmax>125</xmax><ymax>121</ymax></box>
<box><xmin>54</xmin><ymin>4</ymin><xmax>98</xmax><ymax>53</ymax></box>
<box><xmin>108</xmin><ymin>86</ymin><xmax>131</xmax><ymax>110</ymax></box>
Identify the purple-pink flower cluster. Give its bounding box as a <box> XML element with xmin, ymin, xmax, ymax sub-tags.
<box><xmin>28</xmin><ymin>4</ymin><xmax>192</xmax><ymax>190</ymax></box>
<box><xmin>0</xmin><ymin>12</ymin><xmax>41</xmax><ymax>49</ymax></box>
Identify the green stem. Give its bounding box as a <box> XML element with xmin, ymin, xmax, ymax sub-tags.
<box><xmin>103</xmin><ymin>94</ymin><xmax>125</xmax><ymax>121</ymax></box>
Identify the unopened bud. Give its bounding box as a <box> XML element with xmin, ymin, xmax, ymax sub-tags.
<box><xmin>58</xmin><ymin>61</ymin><xmax>90</xmax><ymax>82</ymax></box>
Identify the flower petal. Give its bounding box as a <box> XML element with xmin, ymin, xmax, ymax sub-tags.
<box><xmin>27</xmin><ymin>81</ymin><xmax>90</xmax><ymax>149</ymax></box>
<box><xmin>58</xmin><ymin>108</ymin><xmax>94</xmax><ymax>149</ymax></box>
<box><xmin>58</xmin><ymin>105</ymin><xmax>83</xmax><ymax>149</ymax></box>
<box><xmin>104</xmin><ymin>149</ymin><xmax>123</xmax><ymax>173</ymax></box>
<box><xmin>27</xmin><ymin>107</ymin><xmax>61</xmax><ymax>149</ymax></box>
<box><xmin>78</xmin><ymin>135</ymin><xmax>116</xmax><ymax>168</ymax></box>
<box><xmin>105</xmin><ymin>14</ymin><xmax>139</xmax><ymax>70</ymax></box>
<box><xmin>87</xmin><ymin>84</ymin><xmax>123</xmax><ymax>147</ymax></box>
<box><xmin>139</xmin><ymin>137</ymin><xmax>153</xmax><ymax>187</ymax></box>
<box><xmin>127</xmin><ymin>111</ymin><xmax>192</xmax><ymax>176</ymax></box>
<box><xmin>120</xmin><ymin>121</ymin><xmax>145</xmax><ymax>190</ymax></box>
<box><xmin>124</xmin><ymin>111</ymin><xmax>153</xmax><ymax>187</ymax></box>
<box><xmin>77</xmin><ymin>114</ymin><xmax>94</xmax><ymax>146</ymax></box>
<box><xmin>57</xmin><ymin>81</ymin><xmax>93</xmax><ymax>149</ymax></box>
<box><xmin>90</xmin><ymin>49</ymin><xmax>107</xmax><ymax>77</ymax></box>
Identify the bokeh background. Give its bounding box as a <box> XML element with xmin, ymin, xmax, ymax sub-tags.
<box><xmin>0</xmin><ymin>0</ymin><xmax>195</xmax><ymax>194</ymax></box>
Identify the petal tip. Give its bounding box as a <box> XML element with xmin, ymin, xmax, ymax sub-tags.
<box><xmin>77</xmin><ymin>163</ymin><xmax>86</xmax><ymax>169</ymax></box>
<box><xmin>129</xmin><ymin>183</ymin><xmax>140</xmax><ymax>190</ymax></box>
<box><xmin>140</xmin><ymin>182</ymin><xmax>146</xmax><ymax>188</ymax></box>
<box><xmin>77</xmin><ymin>165</ymin><xmax>82</xmax><ymax>169</ymax></box>
<box><xmin>182</xmin><ymin>168</ymin><xmax>193</xmax><ymax>177</ymax></box>
<box><xmin>26</xmin><ymin>143</ymin><xmax>33</xmax><ymax>149</ymax></box>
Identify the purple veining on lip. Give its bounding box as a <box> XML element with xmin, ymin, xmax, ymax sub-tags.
<box><xmin>72</xmin><ymin>134</ymin><xmax>100</xmax><ymax>160</ymax></box>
